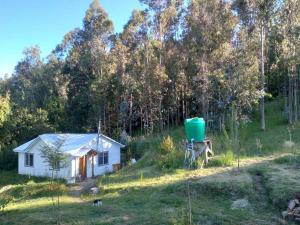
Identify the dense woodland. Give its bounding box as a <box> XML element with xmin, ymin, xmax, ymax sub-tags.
<box><xmin>0</xmin><ymin>0</ymin><xmax>299</xmax><ymax>169</ymax></box>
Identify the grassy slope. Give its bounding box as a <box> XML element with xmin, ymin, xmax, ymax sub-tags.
<box><xmin>1</xmin><ymin>99</ymin><xmax>300</xmax><ymax>225</ymax></box>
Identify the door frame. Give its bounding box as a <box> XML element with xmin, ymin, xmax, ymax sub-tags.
<box><xmin>79</xmin><ymin>155</ymin><xmax>87</xmax><ymax>180</ymax></box>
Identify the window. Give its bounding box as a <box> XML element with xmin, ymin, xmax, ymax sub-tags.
<box><xmin>98</xmin><ymin>152</ymin><xmax>108</xmax><ymax>166</ymax></box>
<box><xmin>50</xmin><ymin>161</ymin><xmax>60</xmax><ymax>171</ymax></box>
<box><xmin>25</xmin><ymin>153</ymin><xmax>34</xmax><ymax>167</ymax></box>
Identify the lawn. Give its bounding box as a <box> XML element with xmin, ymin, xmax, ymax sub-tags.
<box><xmin>1</xmin><ymin>155</ymin><xmax>299</xmax><ymax>225</ymax></box>
<box><xmin>1</xmin><ymin>100</ymin><xmax>300</xmax><ymax>224</ymax></box>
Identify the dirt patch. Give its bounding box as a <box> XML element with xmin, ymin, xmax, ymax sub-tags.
<box><xmin>231</xmin><ymin>198</ymin><xmax>250</xmax><ymax>210</ymax></box>
<box><xmin>68</xmin><ymin>179</ymin><xmax>97</xmax><ymax>197</ymax></box>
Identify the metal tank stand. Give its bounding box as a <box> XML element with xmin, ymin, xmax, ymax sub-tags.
<box><xmin>184</xmin><ymin>138</ymin><xmax>214</xmax><ymax>168</ymax></box>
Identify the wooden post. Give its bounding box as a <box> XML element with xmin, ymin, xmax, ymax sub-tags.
<box><xmin>92</xmin><ymin>154</ymin><xmax>94</xmax><ymax>178</ymax></box>
<box><xmin>74</xmin><ymin>157</ymin><xmax>77</xmax><ymax>181</ymax></box>
<box><xmin>204</xmin><ymin>146</ymin><xmax>208</xmax><ymax>165</ymax></box>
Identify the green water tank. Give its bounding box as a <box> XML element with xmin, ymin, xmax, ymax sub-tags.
<box><xmin>184</xmin><ymin>117</ymin><xmax>205</xmax><ymax>142</ymax></box>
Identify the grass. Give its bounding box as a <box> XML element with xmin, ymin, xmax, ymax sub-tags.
<box><xmin>1</xmin><ymin>99</ymin><xmax>300</xmax><ymax>224</ymax></box>
<box><xmin>1</xmin><ymin>157</ymin><xmax>294</xmax><ymax>225</ymax></box>
<box><xmin>0</xmin><ymin>170</ymin><xmax>47</xmax><ymax>188</ymax></box>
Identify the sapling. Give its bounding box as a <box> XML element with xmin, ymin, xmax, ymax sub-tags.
<box><xmin>284</xmin><ymin>125</ymin><xmax>297</xmax><ymax>165</ymax></box>
<box><xmin>40</xmin><ymin>140</ymin><xmax>68</xmax><ymax>225</ymax></box>
<box><xmin>0</xmin><ymin>196</ymin><xmax>12</xmax><ymax>214</ymax></box>
<box><xmin>230</xmin><ymin>103</ymin><xmax>240</xmax><ymax>170</ymax></box>
<box><xmin>256</xmin><ymin>138</ymin><xmax>263</xmax><ymax>155</ymax></box>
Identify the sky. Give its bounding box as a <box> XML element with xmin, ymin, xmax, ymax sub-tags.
<box><xmin>0</xmin><ymin>0</ymin><xmax>144</xmax><ymax>77</ymax></box>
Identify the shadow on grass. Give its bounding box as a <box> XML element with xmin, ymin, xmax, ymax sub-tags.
<box><xmin>0</xmin><ymin>170</ymin><xmax>48</xmax><ymax>187</ymax></box>
<box><xmin>2</xmin><ymin>157</ymin><xmax>298</xmax><ymax>225</ymax></box>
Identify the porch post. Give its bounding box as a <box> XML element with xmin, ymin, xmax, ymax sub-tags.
<box><xmin>92</xmin><ymin>154</ymin><xmax>95</xmax><ymax>178</ymax></box>
<box><xmin>74</xmin><ymin>157</ymin><xmax>77</xmax><ymax>181</ymax></box>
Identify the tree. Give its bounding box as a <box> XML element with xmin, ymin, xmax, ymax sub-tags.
<box><xmin>10</xmin><ymin>46</ymin><xmax>43</xmax><ymax>110</ymax></box>
<box><xmin>40</xmin><ymin>140</ymin><xmax>68</xmax><ymax>225</ymax></box>
<box><xmin>183</xmin><ymin>0</ymin><xmax>236</xmax><ymax>124</ymax></box>
<box><xmin>279</xmin><ymin>0</ymin><xmax>300</xmax><ymax>124</ymax></box>
<box><xmin>0</xmin><ymin>94</ymin><xmax>10</xmax><ymax>127</ymax></box>
<box><xmin>64</xmin><ymin>0</ymin><xmax>113</xmax><ymax>131</ymax></box>
<box><xmin>233</xmin><ymin>0</ymin><xmax>280</xmax><ymax>130</ymax></box>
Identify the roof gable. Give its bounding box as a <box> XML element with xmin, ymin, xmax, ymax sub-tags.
<box><xmin>13</xmin><ymin>137</ymin><xmax>40</xmax><ymax>153</ymax></box>
<box><xmin>13</xmin><ymin>133</ymin><xmax>124</xmax><ymax>155</ymax></box>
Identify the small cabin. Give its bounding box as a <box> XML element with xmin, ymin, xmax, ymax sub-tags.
<box><xmin>13</xmin><ymin>133</ymin><xmax>125</xmax><ymax>183</ymax></box>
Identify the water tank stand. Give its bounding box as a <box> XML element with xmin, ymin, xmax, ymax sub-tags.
<box><xmin>184</xmin><ymin>138</ymin><xmax>214</xmax><ymax>168</ymax></box>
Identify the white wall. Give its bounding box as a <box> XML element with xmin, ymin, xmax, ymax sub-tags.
<box><xmin>18</xmin><ymin>137</ymin><xmax>121</xmax><ymax>181</ymax></box>
<box><xmin>86</xmin><ymin>139</ymin><xmax>121</xmax><ymax>178</ymax></box>
<box><xmin>18</xmin><ymin>141</ymin><xmax>72</xmax><ymax>179</ymax></box>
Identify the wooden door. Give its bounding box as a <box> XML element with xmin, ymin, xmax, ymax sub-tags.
<box><xmin>79</xmin><ymin>156</ymin><xmax>86</xmax><ymax>180</ymax></box>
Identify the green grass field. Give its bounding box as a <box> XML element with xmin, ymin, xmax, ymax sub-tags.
<box><xmin>1</xmin><ymin>99</ymin><xmax>300</xmax><ymax>225</ymax></box>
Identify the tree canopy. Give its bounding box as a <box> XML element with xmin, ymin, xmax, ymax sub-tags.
<box><xmin>0</xmin><ymin>0</ymin><xmax>299</xmax><ymax>169</ymax></box>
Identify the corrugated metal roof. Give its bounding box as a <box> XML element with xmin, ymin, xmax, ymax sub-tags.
<box><xmin>13</xmin><ymin>133</ymin><xmax>125</xmax><ymax>155</ymax></box>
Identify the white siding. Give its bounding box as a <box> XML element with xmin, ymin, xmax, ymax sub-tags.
<box><xmin>18</xmin><ymin>141</ymin><xmax>72</xmax><ymax>179</ymax></box>
<box><xmin>86</xmin><ymin>140</ymin><xmax>121</xmax><ymax>177</ymax></box>
<box><xmin>17</xmin><ymin>135</ymin><xmax>122</xmax><ymax>181</ymax></box>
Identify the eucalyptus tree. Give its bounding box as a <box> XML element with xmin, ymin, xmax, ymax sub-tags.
<box><xmin>279</xmin><ymin>0</ymin><xmax>300</xmax><ymax>124</ymax></box>
<box><xmin>0</xmin><ymin>95</ymin><xmax>10</xmax><ymax>127</ymax></box>
<box><xmin>233</xmin><ymin>0</ymin><xmax>281</xmax><ymax>130</ymax></box>
<box><xmin>183</xmin><ymin>0</ymin><xmax>236</xmax><ymax>123</ymax></box>
<box><xmin>10</xmin><ymin>46</ymin><xmax>43</xmax><ymax>110</ymax></box>
<box><xmin>63</xmin><ymin>0</ymin><xmax>113</xmax><ymax>131</ymax></box>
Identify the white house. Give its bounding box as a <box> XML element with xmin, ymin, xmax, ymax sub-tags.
<box><xmin>13</xmin><ymin>133</ymin><xmax>125</xmax><ymax>183</ymax></box>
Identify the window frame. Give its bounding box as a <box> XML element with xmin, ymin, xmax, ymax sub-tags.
<box><xmin>98</xmin><ymin>151</ymin><xmax>109</xmax><ymax>166</ymax></box>
<box><xmin>49</xmin><ymin>161</ymin><xmax>60</xmax><ymax>171</ymax></box>
<box><xmin>25</xmin><ymin>153</ymin><xmax>34</xmax><ymax>167</ymax></box>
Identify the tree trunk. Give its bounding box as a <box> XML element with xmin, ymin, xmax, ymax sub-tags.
<box><xmin>288</xmin><ymin>70</ymin><xmax>293</xmax><ymax>125</ymax></box>
<box><xmin>129</xmin><ymin>93</ymin><xmax>133</xmax><ymax>136</ymax></box>
<box><xmin>159</xmin><ymin>97</ymin><xmax>163</xmax><ymax>132</ymax></box>
<box><xmin>294</xmin><ymin>74</ymin><xmax>298</xmax><ymax>123</ymax></box>
<box><xmin>260</xmin><ymin>25</ymin><xmax>266</xmax><ymax>131</ymax></box>
<box><xmin>284</xmin><ymin>68</ymin><xmax>288</xmax><ymax>116</ymax></box>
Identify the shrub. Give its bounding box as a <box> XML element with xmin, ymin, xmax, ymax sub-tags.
<box><xmin>208</xmin><ymin>150</ymin><xmax>236</xmax><ymax>167</ymax></box>
<box><xmin>157</xmin><ymin>136</ymin><xmax>183</xmax><ymax>169</ymax></box>
<box><xmin>0</xmin><ymin>196</ymin><xmax>12</xmax><ymax>212</ymax></box>
<box><xmin>190</xmin><ymin>157</ymin><xmax>205</xmax><ymax>169</ymax></box>
<box><xmin>160</xmin><ymin>136</ymin><xmax>176</xmax><ymax>154</ymax></box>
<box><xmin>273</xmin><ymin>154</ymin><xmax>300</xmax><ymax>165</ymax></box>
<box><xmin>220</xmin><ymin>150</ymin><xmax>236</xmax><ymax>167</ymax></box>
<box><xmin>172</xmin><ymin>208</ymin><xmax>189</xmax><ymax>225</ymax></box>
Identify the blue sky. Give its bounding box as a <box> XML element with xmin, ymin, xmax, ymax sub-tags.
<box><xmin>0</xmin><ymin>0</ymin><xmax>144</xmax><ymax>77</ymax></box>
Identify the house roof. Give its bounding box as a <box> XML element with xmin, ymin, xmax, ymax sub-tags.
<box><xmin>13</xmin><ymin>133</ymin><xmax>125</xmax><ymax>156</ymax></box>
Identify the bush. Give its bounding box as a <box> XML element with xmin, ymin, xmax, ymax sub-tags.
<box><xmin>220</xmin><ymin>150</ymin><xmax>236</xmax><ymax>167</ymax></box>
<box><xmin>273</xmin><ymin>154</ymin><xmax>300</xmax><ymax>165</ymax></box>
<box><xmin>157</xmin><ymin>136</ymin><xmax>184</xmax><ymax>169</ymax></box>
<box><xmin>208</xmin><ymin>150</ymin><xmax>236</xmax><ymax>167</ymax></box>
<box><xmin>190</xmin><ymin>157</ymin><xmax>205</xmax><ymax>169</ymax></box>
<box><xmin>0</xmin><ymin>196</ymin><xmax>12</xmax><ymax>212</ymax></box>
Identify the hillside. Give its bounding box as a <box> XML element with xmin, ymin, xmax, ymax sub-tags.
<box><xmin>1</xmin><ymin>100</ymin><xmax>300</xmax><ymax>225</ymax></box>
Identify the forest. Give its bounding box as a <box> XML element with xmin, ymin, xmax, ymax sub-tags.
<box><xmin>0</xmin><ymin>0</ymin><xmax>299</xmax><ymax>170</ymax></box>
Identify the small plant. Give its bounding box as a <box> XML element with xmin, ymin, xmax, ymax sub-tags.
<box><xmin>284</xmin><ymin>125</ymin><xmax>298</xmax><ymax>166</ymax></box>
<box><xmin>172</xmin><ymin>208</ymin><xmax>190</xmax><ymax>225</ymax></box>
<box><xmin>0</xmin><ymin>196</ymin><xmax>12</xmax><ymax>213</ymax></box>
<box><xmin>255</xmin><ymin>138</ymin><xmax>263</xmax><ymax>155</ymax></box>
<box><xmin>220</xmin><ymin>150</ymin><xmax>236</xmax><ymax>167</ymax></box>
<box><xmin>160</xmin><ymin>136</ymin><xmax>176</xmax><ymax>154</ymax></box>
<box><xmin>190</xmin><ymin>157</ymin><xmax>204</xmax><ymax>169</ymax></box>
<box><xmin>157</xmin><ymin>136</ymin><xmax>183</xmax><ymax>169</ymax></box>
